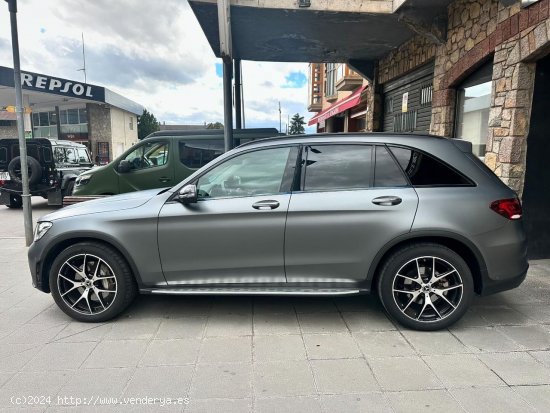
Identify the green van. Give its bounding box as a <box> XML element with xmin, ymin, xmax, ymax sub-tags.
<box><xmin>72</xmin><ymin>128</ymin><xmax>281</xmax><ymax>196</ymax></box>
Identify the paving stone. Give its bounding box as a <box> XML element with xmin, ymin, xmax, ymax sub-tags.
<box><xmin>498</xmin><ymin>325</ymin><xmax>550</xmax><ymax>350</ymax></box>
<box><xmin>210</xmin><ymin>297</ymin><xmax>253</xmax><ymax>315</ymax></box>
<box><xmin>292</xmin><ymin>298</ymin><xmax>338</xmax><ymax>314</ymax></box>
<box><xmin>22</xmin><ymin>342</ymin><xmax>97</xmax><ymax>371</ymax></box>
<box><xmin>450</xmin><ymin>327</ymin><xmax>523</xmax><ymax>353</ymax></box>
<box><xmin>255</xmin><ymin>396</ymin><xmax>321</xmax><ymax>413</ymax></box>
<box><xmin>253</xmin><ymin>312</ymin><xmax>301</xmax><ymax>335</ymax></box>
<box><xmin>0</xmin><ymin>372</ymin><xmax>14</xmax><ymax>388</ymax></box>
<box><xmin>155</xmin><ymin>317</ymin><xmax>207</xmax><ymax>339</ymax></box>
<box><xmin>185</xmin><ymin>398</ymin><xmax>252</xmax><ymax>413</ymax></box>
<box><xmin>310</xmin><ymin>359</ymin><xmax>379</xmax><ymax>393</ymax></box>
<box><xmin>450</xmin><ymin>386</ymin><xmax>536</xmax><ymax>413</ymax></box>
<box><xmin>386</xmin><ymin>389</ymin><xmax>465</xmax><ymax>413</ymax></box>
<box><xmin>401</xmin><ymin>330</ymin><xmax>468</xmax><ymax>355</ymax></box>
<box><xmin>423</xmin><ymin>354</ymin><xmax>505</xmax><ymax>388</ymax></box>
<box><xmin>123</xmin><ymin>365</ymin><xmax>194</xmax><ymax>398</ymax></box>
<box><xmin>513</xmin><ymin>385</ymin><xmax>550</xmax><ymax>413</ymax></box>
<box><xmin>103</xmin><ymin>318</ymin><xmax>162</xmax><ymax>340</ymax></box>
<box><xmin>354</xmin><ymin>331</ymin><xmax>416</xmax><ymax>358</ymax></box>
<box><xmin>140</xmin><ymin>338</ymin><xmax>201</xmax><ymax>366</ymax></box>
<box><xmin>190</xmin><ymin>363</ymin><xmax>252</xmax><ymax>399</ymax></box>
<box><xmin>199</xmin><ymin>336</ymin><xmax>251</xmax><ymax>363</ymax></box>
<box><xmin>253</xmin><ymin>361</ymin><xmax>316</xmax><ymax>397</ymax></box>
<box><xmin>297</xmin><ymin>313</ymin><xmax>349</xmax><ymax>334</ymax></box>
<box><xmin>478</xmin><ymin>352</ymin><xmax>550</xmax><ymax>386</ymax></box>
<box><xmin>253</xmin><ymin>335</ymin><xmax>307</xmax><ymax>362</ymax></box>
<box><xmin>82</xmin><ymin>340</ymin><xmax>148</xmax><ymax>368</ymax></box>
<box><xmin>530</xmin><ymin>350</ymin><xmax>550</xmax><ymax>368</ymax></box>
<box><xmin>0</xmin><ymin>370</ymin><xmax>72</xmax><ymax>406</ymax></box>
<box><xmin>514</xmin><ymin>305</ymin><xmax>550</xmax><ymax>324</ymax></box>
<box><xmin>369</xmin><ymin>356</ymin><xmax>443</xmax><ymax>391</ymax></box>
<box><xmin>341</xmin><ymin>311</ymin><xmax>396</xmax><ymax>332</ymax></box>
<box><xmin>0</xmin><ymin>346</ymin><xmax>43</xmax><ymax>372</ymax></box>
<box><xmin>205</xmin><ymin>314</ymin><xmax>252</xmax><ymax>337</ymax></box>
<box><xmin>57</xmin><ymin>367</ymin><xmax>134</xmax><ymax>400</ymax></box>
<box><xmin>166</xmin><ymin>297</ymin><xmax>213</xmax><ymax>317</ymax></box>
<box><xmin>252</xmin><ymin>297</ymin><xmax>295</xmax><ymax>315</ymax></box>
<box><xmin>319</xmin><ymin>393</ymin><xmax>392</xmax><ymax>413</ymax></box>
<box><xmin>53</xmin><ymin>322</ymin><xmax>112</xmax><ymax>343</ymax></box>
<box><xmin>475</xmin><ymin>305</ymin><xmax>534</xmax><ymax>326</ymax></box>
<box><xmin>303</xmin><ymin>333</ymin><xmax>361</xmax><ymax>359</ymax></box>
<box><xmin>2</xmin><ymin>323</ymin><xmax>67</xmax><ymax>345</ymax></box>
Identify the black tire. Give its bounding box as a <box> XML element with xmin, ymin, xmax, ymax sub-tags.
<box><xmin>377</xmin><ymin>242</ymin><xmax>474</xmax><ymax>331</ymax></box>
<box><xmin>8</xmin><ymin>156</ymin><xmax>42</xmax><ymax>185</ymax></box>
<box><xmin>5</xmin><ymin>193</ymin><xmax>22</xmax><ymax>209</ymax></box>
<box><xmin>49</xmin><ymin>242</ymin><xmax>138</xmax><ymax>322</ymax></box>
<box><xmin>63</xmin><ymin>180</ymin><xmax>75</xmax><ymax>197</ymax></box>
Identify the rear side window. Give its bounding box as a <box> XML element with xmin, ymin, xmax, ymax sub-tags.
<box><xmin>43</xmin><ymin>147</ymin><xmax>52</xmax><ymax>163</ymax></box>
<box><xmin>374</xmin><ymin>146</ymin><xmax>408</xmax><ymax>187</ymax></box>
<box><xmin>389</xmin><ymin>146</ymin><xmax>473</xmax><ymax>187</ymax></box>
<box><xmin>179</xmin><ymin>140</ymin><xmax>224</xmax><ymax>169</ymax></box>
<box><xmin>303</xmin><ymin>145</ymin><xmax>372</xmax><ymax>191</ymax></box>
<box><xmin>0</xmin><ymin>147</ymin><xmax>6</xmax><ymax>163</ymax></box>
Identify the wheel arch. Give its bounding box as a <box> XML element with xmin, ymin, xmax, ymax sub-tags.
<box><xmin>40</xmin><ymin>233</ymin><xmax>144</xmax><ymax>293</ymax></box>
<box><xmin>367</xmin><ymin>231</ymin><xmax>488</xmax><ymax>295</ymax></box>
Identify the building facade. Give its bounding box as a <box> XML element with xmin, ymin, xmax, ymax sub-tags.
<box><xmin>307</xmin><ymin>63</ymin><xmax>369</xmax><ymax>133</ymax></box>
<box><xmin>0</xmin><ymin>66</ymin><xmax>143</xmax><ymax>164</ymax></box>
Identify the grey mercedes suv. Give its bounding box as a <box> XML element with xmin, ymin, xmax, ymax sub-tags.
<box><xmin>28</xmin><ymin>134</ymin><xmax>528</xmax><ymax>330</ymax></box>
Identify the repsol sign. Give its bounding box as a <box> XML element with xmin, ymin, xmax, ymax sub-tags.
<box><xmin>0</xmin><ymin>66</ymin><xmax>105</xmax><ymax>102</ymax></box>
<box><xmin>20</xmin><ymin>72</ymin><xmax>104</xmax><ymax>101</ymax></box>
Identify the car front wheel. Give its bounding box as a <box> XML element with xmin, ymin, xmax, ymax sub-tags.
<box><xmin>49</xmin><ymin>242</ymin><xmax>137</xmax><ymax>322</ymax></box>
<box><xmin>377</xmin><ymin>243</ymin><xmax>474</xmax><ymax>331</ymax></box>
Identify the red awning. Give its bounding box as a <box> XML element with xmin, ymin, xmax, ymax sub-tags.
<box><xmin>308</xmin><ymin>85</ymin><xmax>367</xmax><ymax>126</ymax></box>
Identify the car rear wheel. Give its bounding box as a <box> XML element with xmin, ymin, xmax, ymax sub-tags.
<box><xmin>49</xmin><ymin>242</ymin><xmax>137</xmax><ymax>322</ymax></box>
<box><xmin>377</xmin><ymin>243</ymin><xmax>474</xmax><ymax>331</ymax></box>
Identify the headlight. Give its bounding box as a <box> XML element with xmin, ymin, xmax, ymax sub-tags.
<box><xmin>76</xmin><ymin>174</ymin><xmax>92</xmax><ymax>186</ymax></box>
<box><xmin>34</xmin><ymin>221</ymin><xmax>52</xmax><ymax>242</ymax></box>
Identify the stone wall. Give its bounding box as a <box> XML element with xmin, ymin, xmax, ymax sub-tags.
<box><xmin>87</xmin><ymin>103</ymin><xmax>112</xmax><ymax>161</ymax></box>
<box><xmin>372</xmin><ymin>0</ymin><xmax>550</xmax><ymax>195</ymax></box>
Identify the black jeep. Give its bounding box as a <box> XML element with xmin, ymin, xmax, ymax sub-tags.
<box><xmin>0</xmin><ymin>138</ymin><xmax>93</xmax><ymax>208</ymax></box>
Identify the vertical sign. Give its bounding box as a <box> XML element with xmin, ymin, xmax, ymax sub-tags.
<box><xmin>402</xmin><ymin>92</ymin><xmax>409</xmax><ymax>113</ymax></box>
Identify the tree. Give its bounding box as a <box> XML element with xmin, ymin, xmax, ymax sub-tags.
<box><xmin>288</xmin><ymin>113</ymin><xmax>305</xmax><ymax>135</ymax></box>
<box><xmin>137</xmin><ymin>109</ymin><xmax>160</xmax><ymax>140</ymax></box>
<box><xmin>206</xmin><ymin>122</ymin><xmax>224</xmax><ymax>129</ymax></box>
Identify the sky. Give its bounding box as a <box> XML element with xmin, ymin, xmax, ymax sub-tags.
<box><xmin>0</xmin><ymin>0</ymin><xmax>315</xmax><ymax>132</ymax></box>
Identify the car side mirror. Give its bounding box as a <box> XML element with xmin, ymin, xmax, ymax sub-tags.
<box><xmin>118</xmin><ymin>160</ymin><xmax>131</xmax><ymax>173</ymax></box>
<box><xmin>178</xmin><ymin>184</ymin><xmax>197</xmax><ymax>204</ymax></box>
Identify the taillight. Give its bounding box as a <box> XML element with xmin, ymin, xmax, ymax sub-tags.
<box><xmin>0</xmin><ymin>180</ymin><xmax>5</xmax><ymax>186</ymax></box>
<box><xmin>490</xmin><ymin>198</ymin><xmax>522</xmax><ymax>220</ymax></box>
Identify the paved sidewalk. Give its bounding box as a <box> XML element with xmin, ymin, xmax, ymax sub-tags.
<box><xmin>0</xmin><ymin>200</ymin><xmax>549</xmax><ymax>412</ymax></box>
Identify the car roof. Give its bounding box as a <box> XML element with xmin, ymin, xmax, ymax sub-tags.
<box><xmin>146</xmin><ymin>128</ymin><xmax>281</xmax><ymax>140</ymax></box>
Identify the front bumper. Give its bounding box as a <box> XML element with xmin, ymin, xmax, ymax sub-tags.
<box><xmin>28</xmin><ymin>240</ymin><xmax>49</xmax><ymax>293</ymax></box>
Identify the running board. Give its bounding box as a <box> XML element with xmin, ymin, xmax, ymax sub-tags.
<box><xmin>145</xmin><ymin>288</ymin><xmax>365</xmax><ymax>296</ymax></box>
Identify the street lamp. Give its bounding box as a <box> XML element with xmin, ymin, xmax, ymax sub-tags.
<box><xmin>4</xmin><ymin>0</ymin><xmax>34</xmax><ymax>246</ymax></box>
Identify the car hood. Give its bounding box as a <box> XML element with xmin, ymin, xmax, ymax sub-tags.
<box><xmin>42</xmin><ymin>188</ymin><xmax>166</xmax><ymax>221</ymax></box>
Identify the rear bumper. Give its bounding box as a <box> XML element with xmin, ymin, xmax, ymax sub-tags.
<box><xmin>480</xmin><ymin>265</ymin><xmax>528</xmax><ymax>296</ymax></box>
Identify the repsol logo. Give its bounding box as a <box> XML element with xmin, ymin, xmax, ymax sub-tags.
<box><xmin>21</xmin><ymin>73</ymin><xmax>94</xmax><ymax>98</ymax></box>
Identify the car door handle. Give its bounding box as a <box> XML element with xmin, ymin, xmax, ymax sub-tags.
<box><xmin>159</xmin><ymin>177</ymin><xmax>171</xmax><ymax>183</ymax></box>
<box><xmin>252</xmin><ymin>200</ymin><xmax>280</xmax><ymax>210</ymax></box>
<box><xmin>372</xmin><ymin>196</ymin><xmax>402</xmax><ymax>206</ymax></box>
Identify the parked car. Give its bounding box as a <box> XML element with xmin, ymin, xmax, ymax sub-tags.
<box><xmin>72</xmin><ymin>128</ymin><xmax>281</xmax><ymax>196</ymax></box>
<box><xmin>28</xmin><ymin>133</ymin><xmax>528</xmax><ymax>330</ymax></box>
<box><xmin>0</xmin><ymin>138</ymin><xmax>93</xmax><ymax>208</ymax></box>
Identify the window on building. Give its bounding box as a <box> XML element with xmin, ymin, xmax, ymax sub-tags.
<box><xmin>336</xmin><ymin>64</ymin><xmax>345</xmax><ymax>81</ymax></box>
<box><xmin>58</xmin><ymin>108</ymin><xmax>89</xmax><ymax>140</ymax></box>
<box><xmin>388</xmin><ymin>146</ymin><xmax>473</xmax><ymax>187</ymax></box>
<box><xmin>420</xmin><ymin>85</ymin><xmax>433</xmax><ymax>106</ymax></box>
<box><xmin>129</xmin><ymin>116</ymin><xmax>134</xmax><ymax>130</ymax></box>
<box><xmin>303</xmin><ymin>145</ymin><xmax>372</xmax><ymax>191</ymax></box>
<box><xmin>455</xmin><ymin>61</ymin><xmax>493</xmax><ymax>158</ymax></box>
<box><xmin>385</xmin><ymin>98</ymin><xmax>394</xmax><ymax>115</ymax></box>
<box><xmin>32</xmin><ymin>111</ymin><xmax>58</xmax><ymax>138</ymax></box>
<box><xmin>326</xmin><ymin>63</ymin><xmax>338</xmax><ymax>97</ymax></box>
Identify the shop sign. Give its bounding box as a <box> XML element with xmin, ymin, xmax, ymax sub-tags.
<box><xmin>402</xmin><ymin>92</ymin><xmax>409</xmax><ymax>113</ymax></box>
<box><xmin>20</xmin><ymin>72</ymin><xmax>102</xmax><ymax>100</ymax></box>
<box><xmin>522</xmin><ymin>0</ymin><xmax>541</xmax><ymax>7</ymax></box>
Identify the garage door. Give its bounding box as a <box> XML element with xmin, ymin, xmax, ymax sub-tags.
<box><xmin>382</xmin><ymin>63</ymin><xmax>435</xmax><ymax>133</ymax></box>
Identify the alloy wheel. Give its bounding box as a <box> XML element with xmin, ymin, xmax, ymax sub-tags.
<box><xmin>392</xmin><ymin>256</ymin><xmax>463</xmax><ymax>323</ymax></box>
<box><xmin>57</xmin><ymin>254</ymin><xmax>117</xmax><ymax>315</ymax></box>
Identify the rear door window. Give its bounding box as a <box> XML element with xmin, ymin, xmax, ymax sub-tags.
<box><xmin>65</xmin><ymin>148</ymin><xmax>79</xmax><ymax>164</ymax></box>
<box><xmin>179</xmin><ymin>139</ymin><xmax>224</xmax><ymax>169</ymax></box>
<box><xmin>0</xmin><ymin>147</ymin><xmax>7</xmax><ymax>164</ymax></box>
<box><xmin>302</xmin><ymin>145</ymin><xmax>372</xmax><ymax>191</ymax></box>
<box><xmin>388</xmin><ymin>146</ymin><xmax>473</xmax><ymax>187</ymax></box>
<box><xmin>374</xmin><ymin>146</ymin><xmax>408</xmax><ymax>187</ymax></box>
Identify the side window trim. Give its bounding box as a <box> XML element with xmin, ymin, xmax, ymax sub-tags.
<box><xmin>378</xmin><ymin>144</ymin><xmax>411</xmax><ymax>187</ymax></box>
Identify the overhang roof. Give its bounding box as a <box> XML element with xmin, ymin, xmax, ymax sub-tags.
<box><xmin>189</xmin><ymin>0</ymin><xmax>454</xmax><ymax>64</ymax></box>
